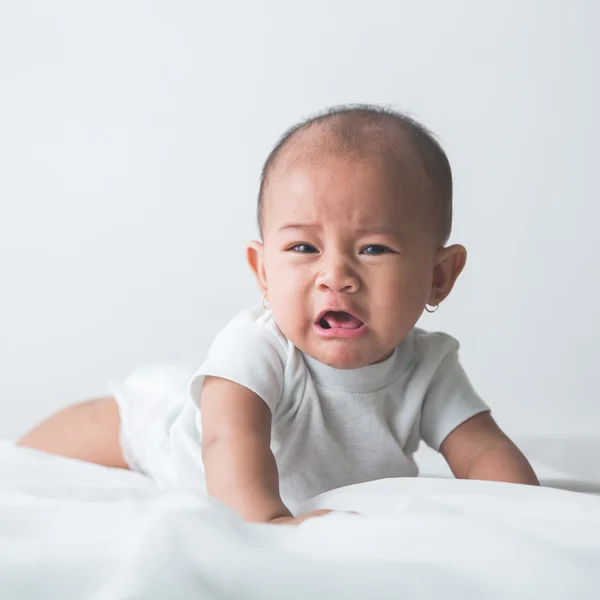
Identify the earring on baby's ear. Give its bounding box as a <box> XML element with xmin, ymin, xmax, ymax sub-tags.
<box><xmin>425</xmin><ymin>291</ymin><xmax>440</xmax><ymax>314</ymax></box>
<box><xmin>261</xmin><ymin>294</ymin><xmax>270</xmax><ymax>310</ymax></box>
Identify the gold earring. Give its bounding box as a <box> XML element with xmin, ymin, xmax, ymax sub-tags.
<box><xmin>261</xmin><ymin>294</ymin><xmax>270</xmax><ymax>310</ymax></box>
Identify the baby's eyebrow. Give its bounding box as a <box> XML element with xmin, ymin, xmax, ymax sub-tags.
<box><xmin>352</xmin><ymin>227</ymin><xmax>404</xmax><ymax>237</ymax></box>
<box><xmin>277</xmin><ymin>223</ymin><xmax>403</xmax><ymax>237</ymax></box>
<box><xmin>277</xmin><ymin>222</ymin><xmax>321</xmax><ymax>233</ymax></box>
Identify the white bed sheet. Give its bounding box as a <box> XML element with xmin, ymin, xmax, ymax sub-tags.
<box><xmin>1</xmin><ymin>439</ymin><xmax>600</xmax><ymax>599</ymax></box>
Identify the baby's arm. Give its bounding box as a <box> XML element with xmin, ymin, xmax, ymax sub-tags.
<box><xmin>440</xmin><ymin>412</ymin><xmax>539</xmax><ymax>485</ymax></box>
<box><xmin>201</xmin><ymin>376</ymin><xmax>330</xmax><ymax>524</ymax></box>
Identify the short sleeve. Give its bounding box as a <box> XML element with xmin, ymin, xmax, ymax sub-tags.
<box><xmin>189</xmin><ymin>314</ymin><xmax>286</xmax><ymax>414</ymax></box>
<box><xmin>420</xmin><ymin>347</ymin><xmax>489</xmax><ymax>451</ymax></box>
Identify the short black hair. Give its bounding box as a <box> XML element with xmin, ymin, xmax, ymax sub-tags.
<box><xmin>257</xmin><ymin>104</ymin><xmax>453</xmax><ymax>244</ymax></box>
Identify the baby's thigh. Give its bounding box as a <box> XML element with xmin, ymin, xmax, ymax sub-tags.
<box><xmin>17</xmin><ymin>397</ymin><xmax>128</xmax><ymax>469</ymax></box>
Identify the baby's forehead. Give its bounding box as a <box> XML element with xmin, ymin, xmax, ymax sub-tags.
<box><xmin>269</xmin><ymin>121</ymin><xmax>428</xmax><ymax>187</ymax></box>
<box><xmin>269</xmin><ymin>125</ymin><xmax>428</xmax><ymax>193</ymax></box>
<box><xmin>263</xmin><ymin>145</ymin><xmax>432</xmax><ymax>235</ymax></box>
<box><xmin>278</xmin><ymin>122</ymin><xmax>420</xmax><ymax>167</ymax></box>
<box><xmin>258</xmin><ymin>110</ymin><xmax>453</xmax><ymax>244</ymax></box>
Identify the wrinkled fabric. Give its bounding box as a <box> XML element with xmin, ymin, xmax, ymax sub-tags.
<box><xmin>1</xmin><ymin>441</ymin><xmax>600</xmax><ymax>599</ymax></box>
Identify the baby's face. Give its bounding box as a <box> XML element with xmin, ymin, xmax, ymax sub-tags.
<box><xmin>253</xmin><ymin>149</ymin><xmax>441</xmax><ymax>369</ymax></box>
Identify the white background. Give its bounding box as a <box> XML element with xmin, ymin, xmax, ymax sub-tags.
<box><xmin>1</xmin><ymin>1</ymin><xmax>598</xmax><ymax>441</ymax></box>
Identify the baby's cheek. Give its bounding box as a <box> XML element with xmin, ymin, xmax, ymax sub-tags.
<box><xmin>269</xmin><ymin>279</ymin><xmax>307</xmax><ymax>323</ymax></box>
<box><xmin>378</xmin><ymin>268</ymin><xmax>420</xmax><ymax>298</ymax></box>
<box><xmin>270</xmin><ymin>273</ymin><xmax>302</xmax><ymax>303</ymax></box>
<box><xmin>397</xmin><ymin>264</ymin><xmax>432</xmax><ymax>300</ymax></box>
<box><xmin>374</xmin><ymin>274</ymin><xmax>429</xmax><ymax>322</ymax></box>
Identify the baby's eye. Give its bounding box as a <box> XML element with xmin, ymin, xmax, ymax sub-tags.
<box><xmin>361</xmin><ymin>245</ymin><xmax>392</xmax><ymax>255</ymax></box>
<box><xmin>289</xmin><ymin>243</ymin><xmax>318</xmax><ymax>254</ymax></box>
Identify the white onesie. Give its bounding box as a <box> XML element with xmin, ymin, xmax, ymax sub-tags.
<box><xmin>112</xmin><ymin>306</ymin><xmax>489</xmax><ymax>512</ymax></box>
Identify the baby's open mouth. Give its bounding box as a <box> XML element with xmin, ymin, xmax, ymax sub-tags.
<box><xmin>318</xmin><ymin>311</ymin><xmax>364</xmax><ymax>330</ymax></box>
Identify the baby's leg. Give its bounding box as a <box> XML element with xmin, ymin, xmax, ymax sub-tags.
<box><xmin>16</xmin><ymin>397</ymin><xmax>128</xmax><ymax>469</ymax></box>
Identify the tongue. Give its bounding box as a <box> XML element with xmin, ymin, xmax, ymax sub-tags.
<box><xmin>323</xmin><ymin>311</ymin><xmax>363</xmax><ymax>329</ymax></box>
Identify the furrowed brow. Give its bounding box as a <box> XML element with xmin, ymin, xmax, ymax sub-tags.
<box><xmin>277</xmin><ymin>222</ymin><xmax>322</xmax><ymax>233</ymax></box>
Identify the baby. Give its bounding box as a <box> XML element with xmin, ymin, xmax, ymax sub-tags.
<box><xmin>18</xmin><ymin>105</ymin><xmax>539</xmax><ymax>525</ymax></box>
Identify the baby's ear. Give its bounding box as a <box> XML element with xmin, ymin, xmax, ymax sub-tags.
<box><xmin>429</xmin><ymin>244</ymin><xmax>467</xmax><ymax>305</ymax></box>
<box><xmin>246</xmin><ymin>240</ymin><xmax>268</xmax><ymax>294</ymax></box>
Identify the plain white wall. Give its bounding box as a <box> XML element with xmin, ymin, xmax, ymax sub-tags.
<box><xmin>1</xmin><ymin>1</ymin><xmax>598</xmax><ymax>440</ymax></box>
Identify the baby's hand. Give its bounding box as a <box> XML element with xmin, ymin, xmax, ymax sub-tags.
<box><xmin>268</xmin><ymin>509</ymin><xmax>333</xmax><ymax>525</ymax></box>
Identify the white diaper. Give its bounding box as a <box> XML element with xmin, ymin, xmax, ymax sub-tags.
<box><xmin>107</xmin><ymin>365</ymin><xmax>206</xmax><ymax>493</ymax></box>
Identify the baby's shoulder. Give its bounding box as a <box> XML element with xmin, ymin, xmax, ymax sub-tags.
<box><xmin>190</xmin><ymin>307</ymin><xmax>290</xmax><ymax>410</ymax></box>
<box><xmin>390</xmin><ymin>329</ymin><xmax>468</xmax><ymax>401</ymax></box>
<box><xmin>407</xmin><ymin>327</ymin><xmax>461</xmax><ymax>363</ymax></box>
<box><xmin>213</xmin><ymin>306</ymin><xmax>290</xmax><ymax>356</ymax></box>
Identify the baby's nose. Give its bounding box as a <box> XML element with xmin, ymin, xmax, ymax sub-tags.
<box><xmin>315</xmin><ymin>261</ymin><xmax>360</xmax><ymax>294</ymax></box>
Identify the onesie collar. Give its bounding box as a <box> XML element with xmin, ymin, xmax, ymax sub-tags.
<box><xmin>301</xmin><ymin>333</ymin><xmax>414</xmax><ymax>393</ymax></box>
